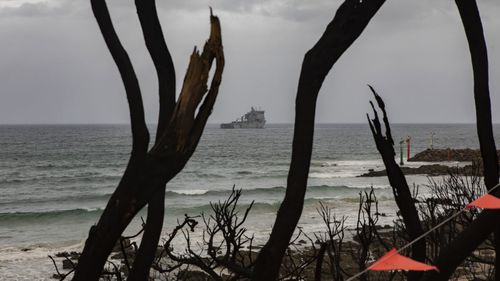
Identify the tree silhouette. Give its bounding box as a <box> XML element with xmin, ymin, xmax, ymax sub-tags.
<box><xmin>72</xmin><ymin>0</ymin><xmax>224</xmax><ymax>280</ymax></box>
<box><xmin>420</xmin><ymin>0</ymin><xmax>499</xmax><ymax>280</ymax></box>
<box><xmin>367</xmin><ymin>86</ymin><xmax>425</xmax><ymax>281</ymax></box>
<box><xmin>252</xmin><ymin>1</ymin><xmax>386</xmax><ymax>280</ymax></box>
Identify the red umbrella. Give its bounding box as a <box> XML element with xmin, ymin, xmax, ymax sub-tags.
<box><xmin>369</xmin><ymin>249</ymin><xmax>438</xmax><ymax>272</ymax></box>
<box><xmin>466</xmin><ymin>194</ymin><xmax>500</xmax><ymax>210</ymax></box>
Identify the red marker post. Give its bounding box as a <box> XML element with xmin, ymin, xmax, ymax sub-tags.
<box><xmin>406</xmin><ymin>136</ymin><xmax>411</xmax><ymax>160</ymax></box>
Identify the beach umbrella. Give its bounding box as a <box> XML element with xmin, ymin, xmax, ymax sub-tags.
<box><xmin>368</xmin><ymin>248</ymin><xmax>439</xmax><ymax>272</ymax></box>
<box><xmin>466</xmin><ymin>194</ymin><xmax>500</xmax><ymax>209</ymax></box>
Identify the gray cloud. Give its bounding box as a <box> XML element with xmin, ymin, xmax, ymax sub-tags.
<box><xmin>0</xmin><ymin>0</ymin><xmax>499</xmax><ymax>125</ymax></box>
<box><xmin>0</xmin><ymin>0</ymin><xmax>84</xmax><ymax>17</ymax></box>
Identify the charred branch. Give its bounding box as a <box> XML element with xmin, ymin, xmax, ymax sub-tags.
<box><xmin>127</xmin><ymin>190</ymin><xmax>165</xmax><ymax>281</ymax></box>
<box><xmin>49</xmin><ymin>255</ymin><xmax>75</xmax><ymax>281</ymax></box>
<box><xmin>252</xmin><ymin>1</ymin><xmax>385</xmax><ymax>280</ymax></box>
<box><xmin>150</xmin><ymin>11</ymin><xmax>224</xmax><ymax>159</ymax></box>
<box><xmin>367</xmin><ymin>86</ymin><xmax>425</xmax><ymax>281</ymax></box>
<box><xmin>72</xmin><ymin>2</ymin><xmax>224</xmax><ymax>280</ymax></box>
<box><xmin>135</xmin><ymin>0</ymin><xmax>176</xmax><ymax>141</ymax></box>
<box><xmin>160</xmin><ymin>187</ymin><xmax>254</xmax><ymax>280</ymax></box>
<box><xmin>315</xmin><ymin>202</ymin><xmax>348</xmax><ymax>281</ymax></box>
<box><xmin>420</xmin><ymin>1</ymin><xmax>500</xmax><ymax>280</ymax></box>
<box><xmin>89</xmin><ymin>0</ymin><xmax>149</xmax><ymax>158</ymax></box>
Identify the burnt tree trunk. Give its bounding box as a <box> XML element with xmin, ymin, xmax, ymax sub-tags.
<box><xmin>367</xmin><ymin>86</ymin><xmax>425</xmax><ymax>281</ymax></box>
<box><xmin>420</xmin><ymin>0</ymin><xmax>499</xmax><ymax>280</ymax></box>
<box><xmin>72</xmin><ymin>1</ymin><xmax>224</xmax><ymax>280</ymax></box>
<box><xmin>251</xmin><ymin>1</ymin><xmax>386</xmax><ymax>280</ymax></box>
<box><xmin>128</xmin><ymin>190</ymin><xmax>165</xmax><ymax>281</ymax></box>
<box><xmin>127</xmin><ymin>0</ymin><xmax>176</xmax><ymax>279</ymax></box>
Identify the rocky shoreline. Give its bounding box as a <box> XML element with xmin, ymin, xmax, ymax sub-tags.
<box><xmin>50</xmin><ymin>222</ymin><xmax>492</xmax><ymax>281</ymax></box>
<box><xmin>359</xmin><ymin>148</ymin><xmax>500</xmax><ymax>177</ymax></box>
<box><xmin>50</xmin><ymin>226</ymin><xmax>397</xmax><ymax>281</ymax></box>
<box><xmin>359</xmin><ymin>164</ymin><xmax>477</xmax><ymax>177</ymax></box>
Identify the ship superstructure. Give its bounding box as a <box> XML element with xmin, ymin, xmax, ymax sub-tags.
<box><xmin>220</xmin><ymin>107</ymin><xmax>266</xmax><ymax>129</ymax></box>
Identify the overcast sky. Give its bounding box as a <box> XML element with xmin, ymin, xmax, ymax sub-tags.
<box><xmin>0</xmin><ymin>0</ymin><xmax>499</xmax><ymax>125</ymax></box>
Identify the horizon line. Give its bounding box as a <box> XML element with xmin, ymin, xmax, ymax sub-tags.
<box><xmin>0</xmin><ymin>122</ymin><xmax>498</xmax><ymax>126</ymax></box>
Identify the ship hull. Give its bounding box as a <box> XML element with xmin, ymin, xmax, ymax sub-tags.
<box><xmin>220</xmin><ymin>121</ymin><xmax>265</xmax><ymax>129</ymax></box>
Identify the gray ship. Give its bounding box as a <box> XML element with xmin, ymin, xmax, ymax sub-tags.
<box><xmin>220</xmin><ymin>107</ymin><xmax>266</xmax><ymax>129</ymax></box>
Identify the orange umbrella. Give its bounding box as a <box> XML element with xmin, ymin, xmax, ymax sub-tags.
<box><xmin>466</xmin><ymin>194</ymin><xmax>500</xmax><ymax>210</ymax></box>
<box><xmin>369</xmin><ymin>249</ymin><xmax>438</xmax><ymax>272</ymax></box>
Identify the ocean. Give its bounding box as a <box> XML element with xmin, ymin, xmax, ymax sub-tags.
<box><xmin>0</xmin><ymin>123</ymin><xmax>494</xmax><ymax>280</ymax></box>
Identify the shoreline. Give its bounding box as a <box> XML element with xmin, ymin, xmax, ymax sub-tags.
<box><xmin>359</xmin><ymin>163</ymin><xmax>477</xmax><ymax>177</ymax></box>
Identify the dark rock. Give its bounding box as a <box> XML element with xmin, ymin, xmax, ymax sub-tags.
<box><xmin>120</xmin><ymin>264</ymin><xmax>130</xmax><ymax>276</ymax></box>
<box><xmin>110</xmin><ymin>248</ymin><xmax>135</xmax><ymax>260</ymax></box>
<box><xmin>62</xmin><ymin>259</ymin><xmax>75</xmax><ymax>270</ymax></box>
<box><xmin>55</xmin><ymin>252</ymin><xmax>68</xmax><ymax>258</ymax></box>
<box><xmin>112</xmin><ymin>238</ymin><xmax>131</xmax><ymax>252</ymax></box>
<box><xmin>359</xmin><ymin>163</ymin><xmax>484</xmax><ymax>177</ymax></box>
<box><xmin>69</xmin><ymin>251</ymin><xmax>80</xmax><ymax>260</ymax></box>
<box><xmin>55</xmin><ymin>251</ymin><xmax>80</xmax><ymax>260</ymax></box>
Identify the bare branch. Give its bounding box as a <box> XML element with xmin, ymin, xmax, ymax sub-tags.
<box><xmin>420</xmin><ymin>1</ymin><xmax>499</xmax><ymax>279</ymax></box>
<box><xmin>252</xmin><ymin>1</ymin><xmax>385</xmax><ymax>279</ymax></box>
<box><xmin>135</xmin><ymin>0</ymin><xmax>176</xmax><ymax>142</ymax></box>
<box><xmin>367</xmin><ymin>88</ymin><xmax>425</xmax><ymax>281</ymax></box>
<box><xmin>90</xmin><ymin>0</ymin><xmax>149</xmax><ymax>157</ymax></box>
